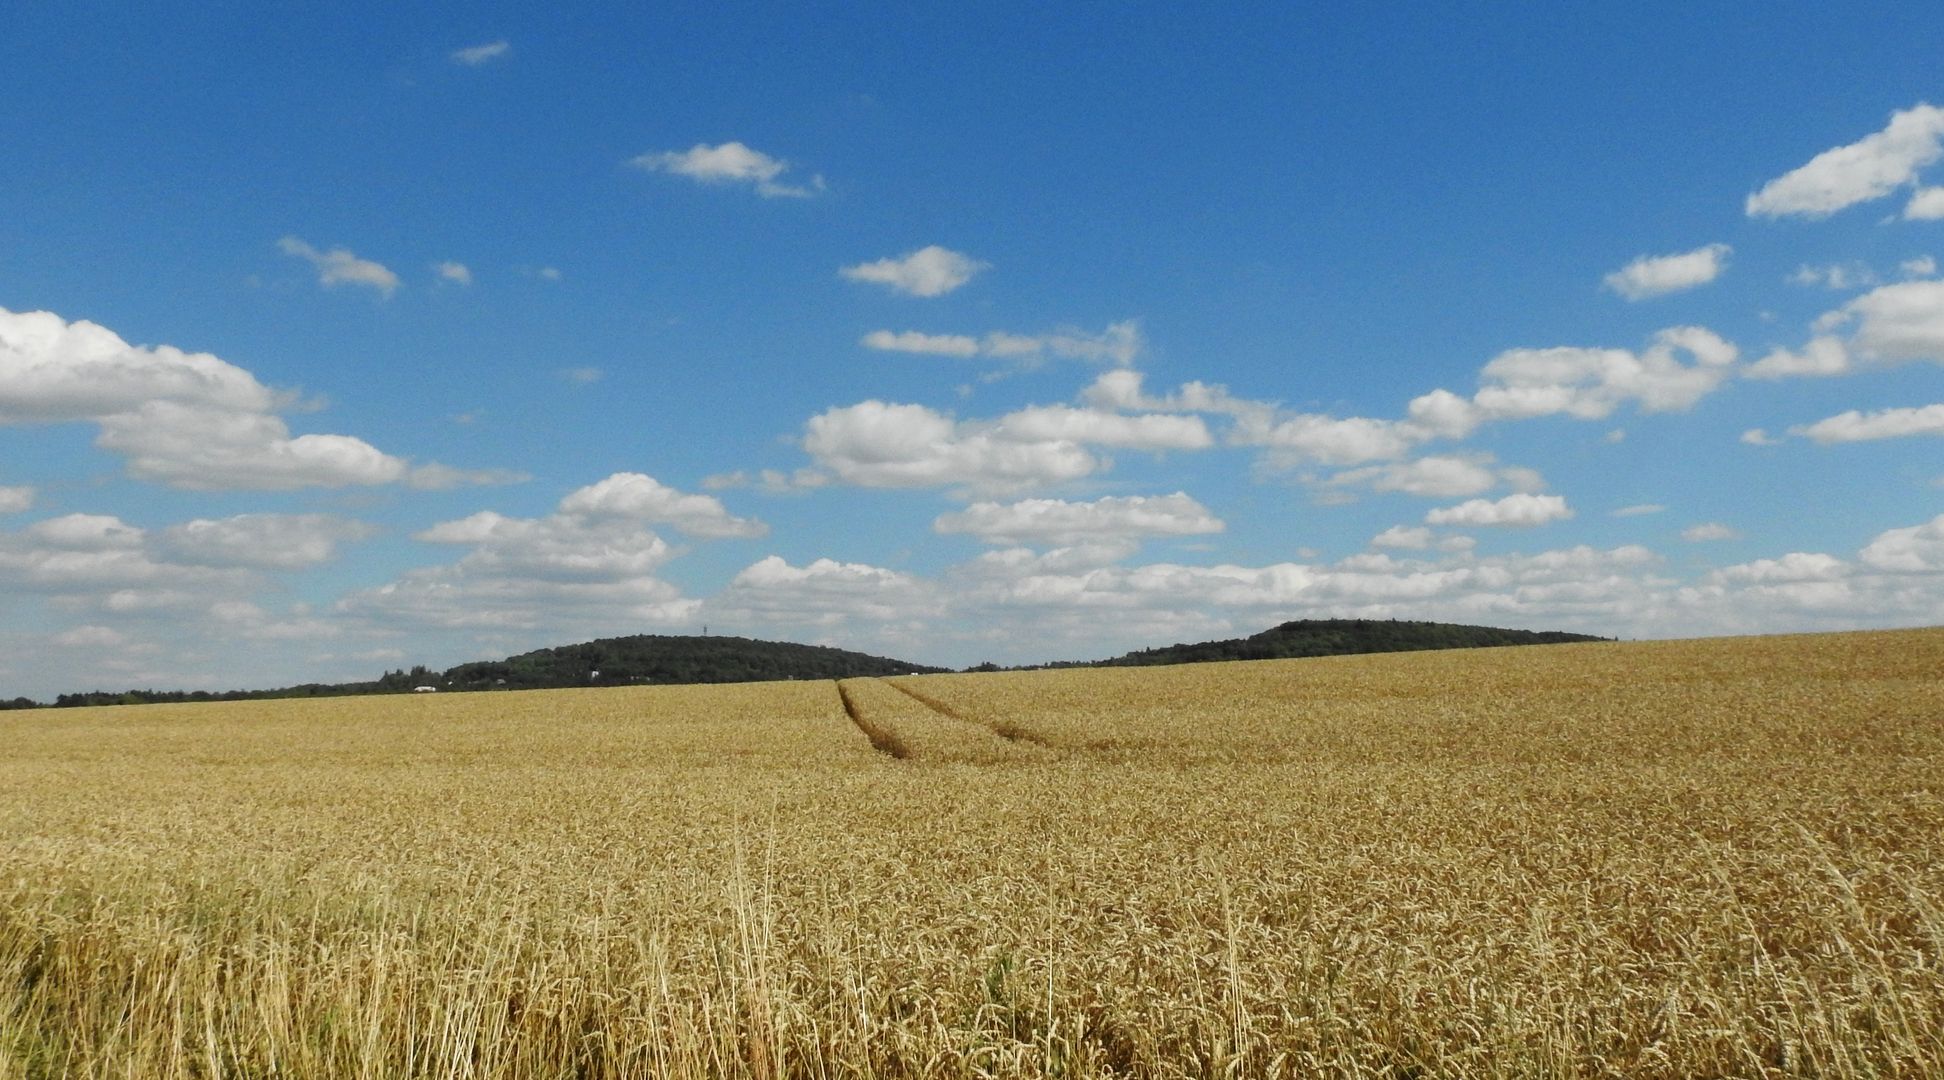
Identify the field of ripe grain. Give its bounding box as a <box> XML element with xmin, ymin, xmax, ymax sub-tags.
<box><xmin>4</xmin><ymin>629</ymin><xmax>1943</xmax><ymax>1079</ymax></box>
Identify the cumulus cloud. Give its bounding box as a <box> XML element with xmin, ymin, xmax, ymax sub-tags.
<box><xmin>1603</xmin><ymin>243</ymin><xmax>1730</xmax><ymax>300</ymax></box>
<box><xmin>1904</xmin><ymin>256</ymin><xmax>1939</xmax><ymax>278</ymax></box>
<box><xmin>1746</xmin><ymin>103</ymin><xmax>1944</xmax><ymax>218</ymax></box>
<box><xmin>631</xmin><ymin>142</ymin><xmax>823</xmax><ymax>198</ymax></box>
<box><xmin>436</xmin><ymin>261</ymin><xmax>473</xmax><ymax>285</ymax></box>
<box><xmin>1789</xmin><ymin>403</ymin><xmax>1944</xmax><ymax>443</ymax></box>
<box><xmin>1789</xmin><ymin>262</ymin><xmax>1878</xmax><ymax>290</ymax></box>
<box><xmin>1825</xmin><ymin>279</ymin><xmax>1944</xmax><ymax>365</ymax></box>
<box><xmin>0</xmin><ymin>307</ymin><xmax>497</xmax><ymax>490</ymax></box>
<box><xmin>1425</xmin><ymin>493</ymin><xmax>1573</xmax><ymax>528</ymax></box>
<box><xmin>158</xmin><ymin>514</ymin><xmax>376</xmax><ymax>569</ymax></box>
<box><xmin>1682</xmin><ymin>523</ymin><xmax>1741</xmax><ymax>542</ymax></box>
<box><xmin>1086</xmin><ymin>330</ymin><xmax>1737</xmax><ymax>480</ymax></box>
<box><xmin>1370</xmin><ymin>525</ymin><xmax>1434</xmax><ymax>549</ymax></box>
<box><xmin>53</xmin><ymin>624</ymin><xmax>126</xmax><ymax>648</ymax></box>
<box><xmin>404</xmin><ymin>463</ymin><xmax>529</xmax><ymax>490</ymax></box>
<box><xmin>0</xmin><ymin>486</ymin><xmax>32</xmax><ymax>513</ymax></box>
<box><xmin>0</xmin><ymin>513</ymin><xmax>256</xmax><ymax>603</ymax></box>
<box><xmin>934</xmin><ymin>493</ymin><xmax>1224</xmax><ymax>547</ymax></box>
<box><xmin>557</xmin><ymin>472</ymin><xmax>766</xmax><ymax>538</ymax></box>
<box><xmin>863</xmin><ymin>320</ymin><xmax>1143</xmax><ymax>367</ymax></box>
<box><xmin>1753</xmin><ymin>279</ymin><xmax>1944</xmax><ymax>378</ymax></box>
<box><xmin>841</xmin><ymin>246</ymin><xmax>988</xmax><ymax>297</ymax></box>
<box><xmin>277</xmin><ymin>236</ymin><xmax>400</xmax><ymax>296</ymax></box>
<box><xmin>1905</xmin><ymin>187</ymin><xmax>1944</xmax><ymax>220</ymax></box>
<box><xmin>451</xmin><ymin>40</ymin><xmax>510</xmax><ymax>65</ymax></box>
<box><xmin>1859</xmin><ymin>513</ymin><xmax>1944</xmax><ymax>572</ymax></box>
<box><xmin>709</xmin><ymin>555</ymin><xmax>938</xmax><ymax>629</ymax></box>
<box><xmin>338</xmin><ymin>473</ymin><xmax>759</xmax><ymax>634</ymax></box>
<box><xmin>801</xmin><ymin>399</ymin><xmax>1208</xmax><ymax>494</ymax></box>
<box><xmin>1461</xmin><ymin>326</ymin><xmax>1740</xmax><ymax>426</ymax></box>
<box><xmin>701</xmin><ymin>468</ymin><xmax>830</xmax><ymax>494</ymax></box>
<box><xmin>1323</xmin><ymin>455</ymin><xmax>1511</xmax><ymax>499</ymax></box>
<box><xmin>860</xmin><ymin>330</ymin><xmax>980</xmax><ymax>357</ymax></box>
<box><xmin>1744</xmin><ymin>336</ymin><xmax>1851</xmax><ymax>380</ymax></box>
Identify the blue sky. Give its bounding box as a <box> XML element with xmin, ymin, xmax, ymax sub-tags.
<box><xmin>3</xmin><ymin>4</ymin><xmax>1942</xmax><ymax>697</ymax></box>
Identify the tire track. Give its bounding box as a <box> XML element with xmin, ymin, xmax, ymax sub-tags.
<box><xmin>883</xmin><ymin>678</ymin><xmax>1059</xmax><ymax>749</ymax></box>
<box><xmin>834</xmin><ymin>680</ymin><xmax>910</xmax><ymax>759</ymax></box>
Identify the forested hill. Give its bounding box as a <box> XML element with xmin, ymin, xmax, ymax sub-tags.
<box><xmin>1085</xmin><ymin>619</ymin><xmax>1608</xmax><ymax>667</ymax></box>
<box><xmin>440</xmin><ymin>634</ymin><xmax>947</xmax><ymax>691</ymax></box>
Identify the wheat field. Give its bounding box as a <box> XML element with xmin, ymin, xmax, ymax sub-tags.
<box><xmin>3</xmin><ymin>629</ymin><xmax>1942</xmax><ymax>1078</ymax></box>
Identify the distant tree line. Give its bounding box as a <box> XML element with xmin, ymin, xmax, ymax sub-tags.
<box><xmin>1069</xmin><ymin>618</ymin><xmax>1608</xmax><ymax>668</ymax></box>
<box><xmin>3</xmin><ymin>638</ymin><xmax>944</xmax><ymax>708</ymax></box>
<box><xmin>442</xmin><ymin>635</ymin><xmax>946</xmax><ymax>691</ymax></box>
<box><xmin>5</xmin><ymin>622</ymin><xmax>1605</xmax><ymax>709</ymax></box>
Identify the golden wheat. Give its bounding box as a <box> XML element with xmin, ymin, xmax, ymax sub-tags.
<box><xmin>3</xmin><ymin>629</ymin><xmax>1942</xmax><ymax>1077</ymax></box>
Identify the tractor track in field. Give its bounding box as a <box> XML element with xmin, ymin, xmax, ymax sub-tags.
<box><xmin>883</xmin><ymin>678</ymin><xmax>1058</xmax><ymax>749</ymax></box>
<box><xmin>834</xmin><ymin>680</ymin><xmax>911</xmax><ymax>759</ymax></box>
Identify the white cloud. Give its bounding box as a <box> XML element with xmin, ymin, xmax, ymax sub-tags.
<box><xmin>801</xmin><ymin>398</ymin><xmax>1207</xmax><ymax>494</ymax></box>
<box><xmin>1741</xmin><ymin>428</ymin><xmax>1778</xmax><ymax>445</ymax></box>
<box><xmin>1682</xmin><ymin>523</ymin><xmax>1740</xmax><ymax>542</ymax></box>
<box><xmin>0</xmin><ymin>306</ymin><xmax>519</xmax><ymax>491</ymax></box>
<box><xmin>1903</xmin><ymin>256</ymin><xmax>1938</xmax><ymax>278</ymax></box>
<box><xmin>841</xmin><ymin>246</ymin><xmax>988</xmax><ymax>297</ymax></box>
<box><xmin>0</xmin><ymin>486</ymin><xmax>32</xmax><ymax>513</ymax></box>
<box><xmin>1745</xmin><ymin>336</ymin><xmax>1852</xmax><ymax>380</ymax></box>
<box><xmin>451</xmin><ymin>40</ymin><xmax>510</xmax><ymax>65</ymax></box>
<box><xmin>991</xmin><ymin>405</ymin><xmax>1211</xmax><ymax>450</ymax></box>
<box><xmin>1234</xmin><ymin>412</ymin><xmax>1424</xmax><ymax>467</ymax></box>
<box><xmin>1789</xmin><ymin>403</ymin><xmax>1944</xmax><ymax>444</ymax></box>
<box><xmin>0</xmin><ymin>514</ymin><xmax>255</xmax><ymax>600</ymax></box>
<box><xmin>861</xmin><ymin>330</ymin><xmax>980</xmax><ymax>357</ymax></box>
<box><xmin>98</xmin><ymin>402</ymin><xmax>410</xmax><ymax>489</ymax></box>
<box><xmin>863</xmin><ymin>321</ymin><xmax>1143</xmax><ymax>367</ymax></box>
<box><xmin>631</xmin><ymin>142</ymin><xmax>823</xmax><ymax>198</ymax></box>
<box><xmin>436</xmin><ymin>261</ymin><xmax>473</xmax><ymax>285</ymax></box>
<box><xmin>1906</xmin><ymin>187</ymin><xmax>1944</xmax><ymax>220</ymax></box>
<box><xmin>1756</xmin><ymin>279</ymin><xmax>1944</xmax><ymax>378</ymax></box>
<box><xmin>1825</xmin><ymin>279</ymin><xmax>1944</xmax><ymax>365</ymax></box>
<box><xmin>338</xmin><ymin>474</ymin><xmax>764</xmax><ymax>635</ymax></box>
<box><xmin>537</xmin><ymin>267</ymin><xmax>563</xmax><ymax>281</ymax></box>
<box><xmin>1709</xmin><ymin>552</ymin><xmax>1847</xmax><ymax>586</ymax></box>
<box><xmin>158</xmin><ymin>514</ymin><xmax>376</xmax><ymax>569</ymax></box>
<box><xmin>1425</xmin><ymin>493</ymin><xmax>1573</xmax><ymax>528</ymax></box>
<box><xmin>404</xmin><ymin>463</ymin><xmax>529</xmax><ymax>490</ymax></box>
<box><xmin>934</xmin><ymin>493</ymin><xmax>1224</xmax><ymax>547</ymax></box>
<box><xmin>1087</xmin><ymin>329</ymin><xmax>1737</xmax><ymax>479</ymax></box>
<box><xmin>1612</xmin><ymin>504</ymin><xmax>1667</xmax><ymax>517</ymax></box>
<box><xmin>1789</xmin><ymin>262</ymin><xmax>1878</xmax><ymax>290</ymax></box>
<box><xmin>1466</xmin><ymin>326</ymin><xmax>1739</xmax><ymax>423</ymax></box>
<box><xmin>1859</xmin><ymin>513</ymin><xmax>1944</xmax><ymax>572</ymax></box>
<box><xmin>1603</xmin><ymin>243</ymin><xmax>1730</xmax><ymax>300</ymax></box>
<box><xmin>1370</xmin><ymin>525</ymin><xmax>1434</xmax><ymax>550</ymax></box>
<box><xmin>277</xmin><ymin>236</ymin><xmax>400</xmax><ymax>296</ymax></box>
<box><xmin>557</xmin><ymin>472</ymin><xmax>767</xmax><ymax>538</ymax></box>
<box><xmin>413</xmin><ymin>510</ymin><xmax>677</xmax><ymax>580</ymax></box>
<box><xmin>53</xmin><ymin>624</ymin><xmax>125</xmax><ymax>648</ymax></box>
<box><xmin>1746</xmin><ymin>103</ymin><xmax>1944</xmax><ymax>218</ymax></box>
<box><xmin>701</xmin><ymin>468</ymin><xmax>830</xmax><ymax>494</ymax></box>
<box><xmin>1324</xmin><ymin>455</ymin><xmax>1508</xmax><ymax>498</ymax></box>
<box><xmin>709</xmin><ymin>555</ymin><xmax>938</xmax><ymax>629</ymax></box>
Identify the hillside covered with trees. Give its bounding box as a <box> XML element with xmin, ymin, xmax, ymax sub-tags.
<box><xmin>440</xmin><ymin>635</ymin><xmax>946</xmax><ymax>690</ymax></box>
<box><xmin>8</xmin><ymin>621</ymin><xmax>1609</xmax><ymax>708</ymax></box>
<box><xmin>1078</xmin><ymin>618</ymin><xmax>1608</xmax><ymax>668</ymax></box>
